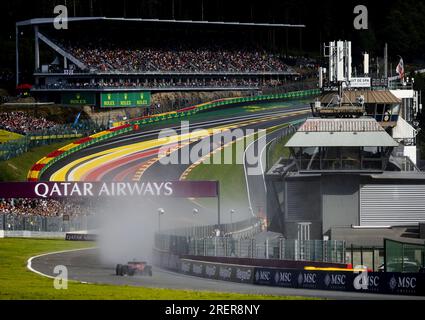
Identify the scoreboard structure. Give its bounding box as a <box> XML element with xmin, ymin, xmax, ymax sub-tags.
<box><xmin>60</xmin><ymin>91</ymin><xmax>151</xmax><ymax>108</ymax></box>
<box><xmin>100</xmin><ymin>92</ymin><xmax>151</xmax><ymax>108</ymax></box>
<box><xmin>61</xmin><ymin>92</ymin><xmax>96</xmax><ymax>106</ymax></box>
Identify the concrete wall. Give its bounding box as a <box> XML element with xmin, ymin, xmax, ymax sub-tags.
<box><xmin>267</xmin><ymin>171</ymin><xmax>425</xmax><ymax>243</ymax></box>
<box><xmin>321</xmin><ymin>175</ymin><xmax>360</xmax><ymax>235</ymax></box>
<box><xmin>421</xmin><ymin>223</ymin><xmax>425</xmax><ymax>239</ymax></box>
<box><xmin>0</xmin><ymin>230</ymin><xmax>65</xmax><ymax>238</ymax></box>
<box><xmin>266</xmin><ymin>180</ymin><xmax>285</xmax><ymax>233</ymax></box>
<box><xmin>284</xmin><ymin>178</ymin><xmax>322</xmax><ymax>239</ymax></box>
<box><xmin>268</xmin><ymin>174</ymin><xmax>360</xmax><ymax>239</ymax></box>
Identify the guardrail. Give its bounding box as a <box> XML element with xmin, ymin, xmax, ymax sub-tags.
<box><xmin>27</xmin><ymin>89</ymin><xmax>320</xmax><ymax>181</ymax></box>
<box><xmin>154</xmin><ymin>243</ymin><xmax>425</xmax><ymax>296</ymax></box>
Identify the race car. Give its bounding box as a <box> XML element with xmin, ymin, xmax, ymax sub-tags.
<box><xmin>116</xmin><ymin>261</ymin><xmax>153</xmax><ymax>276</ymax></box>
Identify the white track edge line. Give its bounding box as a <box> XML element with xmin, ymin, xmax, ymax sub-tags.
<box><xmin>27</xmin><ymin>247</ymin><xmax>96</xmax><ymax>282</ymax></box>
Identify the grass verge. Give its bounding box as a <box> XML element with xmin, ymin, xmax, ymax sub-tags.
<box><xmin>0</xmin><ymin>139</ymin><xmax>75</xmax><ymax>181</ymax></box>
<box><xmin>186</xmin><ymin>124</ymin><xmax>294</xmax><ymax>211</ymax></box>
<box><xmin>267</xmin><ymin>135</ymin><xmax>292</xmax><ymax>169</ymax></box>
<box><xmin>0</xmin><ymin>238</ymin><xmax>313</xmax><ymax>300</ymax></box>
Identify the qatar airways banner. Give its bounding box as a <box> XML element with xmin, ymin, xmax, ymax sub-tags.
<box><xmin>0</xmin><ymin>181</ymin><xmax>218</xmax><ymax>198</ymax></box>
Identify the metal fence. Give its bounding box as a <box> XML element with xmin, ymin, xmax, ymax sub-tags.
<box><xmin>155</xmin><ymin>234</ymin><xmax>345</xmax><ymax>263</ymax></box>
<box><xmin>346</xmin><ymin>245</ymin><xmax>384</xmax><ymax>272</ymax></box>
<box><xmin>0</xmin><ymin>119</ymin><xmax>108</xmax><ymax>161</ymax></box>
<box><xmin>0</xmin><ymin>213</ymin><xmax>96</xmax><ymax>232</ymax></box>
<box><xmin>163</xmin><ymin>217</ymin><xmax>263</xmax><ymax>239</ymax></box>
<box><xmin>155</xmin><ymin>215</ymin><xmax>346</xmax><ymax>264</ymax></box>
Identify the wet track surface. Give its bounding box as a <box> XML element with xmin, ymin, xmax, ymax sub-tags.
<box><xmin>31</xmin><ymin>100</ymin><xmax>425</xmax><ymax>300</ymax></box>
<box><xmin>40</xmin><ymin>102</ymin><xmax>311</xmax><ymax>227</ymax></box>
<box><xmin>40</xmin><ymin>103</ymin><xmax>309</xmax><ymax>182</ymax></box>
<box><xmin>30</xmin><ymin>248</ymin><xmax>425</xmax><ymax>300</ymax></box>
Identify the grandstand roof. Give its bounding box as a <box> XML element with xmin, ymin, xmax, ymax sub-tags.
<box><xmin>16</xmin><ymin>17</ymin><xmax>306</xmax><ymax>28</ymax></box>
<box><xmin>285</xmin><ymin>118</ymin><xmax>399</xmax><ymax>147</ymax></box>
<box><xmin>319</xmin><ymin>90</ymin><xmax>401</xmax><ymax>105</ymax></box>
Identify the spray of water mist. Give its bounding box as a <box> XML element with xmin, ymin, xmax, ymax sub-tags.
<box><xmin>95</xmin><ymin>196</ymin><xmax>223</xmax><ymax>265</ymax></box>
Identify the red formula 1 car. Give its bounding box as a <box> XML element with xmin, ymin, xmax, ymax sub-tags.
<box><xmin>116</xmin><ymin>261</ymin><xmax>153</xmax><ymax>276</ymax></box>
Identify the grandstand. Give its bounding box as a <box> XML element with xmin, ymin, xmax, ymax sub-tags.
<box><xmin>16</xmin><ymin>17</ymin><xmax>316</xmax><ymax>107</ymax></box>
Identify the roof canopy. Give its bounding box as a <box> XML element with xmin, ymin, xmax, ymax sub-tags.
<box><xmin>286</xmin><ymin>118</ymin><xmax>399</xmax><ymax>147</ymax></box>
<box><xmin>319</xmin><ymin>90</ymin><xmax>401</xmax><ymax>105</ymax></box>
<box><xmin>16</xmin><ymin>17</ymin><xmax>305</xmax><ymax>28</ymax></box>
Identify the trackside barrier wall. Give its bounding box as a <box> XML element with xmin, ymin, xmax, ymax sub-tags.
<box><xmin>0</xmin><ymin>213</ymin><xmax>96</xmax><ymax>232</ymax></box>
<box><xmin>253</xmin><ymin>267</ymin><xmax>425</xmax><ymax>296</ymax></box>
<box><xmin>27</xmin><ymin>89</ymin><xmax>319</xmax><ymax>181</ymax></box>
<box><xmin>179</xmin><ymin>259</ymin><xmax>255</xmax><ymax>284</ymax></box>
<box><xmin>153</xmin><ymin>250</ymin><xmax>425</xmax><ymax>296</ymax></box>
<box><xmin>0</xmin><ymin>231</ymin><xmax>66</xmax><ymax>239</ymax></box>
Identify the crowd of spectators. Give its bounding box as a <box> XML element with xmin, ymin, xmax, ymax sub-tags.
<box><xmin>64</xmin><ymin>40</ymin><xmax>295</xmax><ymax>73</ymax></box>
<box><xmin>0</xmin><ymin>111</ymin><xmax>59</xmax><ymax>135</ymax></box>
<box><xmin>0</xmin><ymin>198</ymin><xmax>93</xmax><ymax>217</ymax></box>
<box><xmin>40</xmin><ymin>77</ymin><xmax>290</xmax><ymax>90</ymax></box>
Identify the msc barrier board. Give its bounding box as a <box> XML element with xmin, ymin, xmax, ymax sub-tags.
<box><xmin>100</xmin><ymin>91</ymin><xmax>151</xmax><ymax>108</ymax></box>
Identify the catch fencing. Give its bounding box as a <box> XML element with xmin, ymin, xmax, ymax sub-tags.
<box><xmin>155</xmin><ymin>217</ymin><xmax>346</xmax><ymax>264</ymax></box>
<box><xmin>0</xmin><ymin>119</ymin><xmax>108</xmax><ymax>161</ymax></box>
<box><xmin>0</xmin><ymin>213</ymin><xmax>96</xmax><ymax>232</ymax></box>
<box><xmin>187</xmin><ymin>238</ymin><xmax>345</xmax><ymax>263</ymax></box>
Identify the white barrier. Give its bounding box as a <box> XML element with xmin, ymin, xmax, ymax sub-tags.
<box><xmin>0</xmin><ymin>230</ymin><xmax>66</xmax><ymax>239</ymax></box>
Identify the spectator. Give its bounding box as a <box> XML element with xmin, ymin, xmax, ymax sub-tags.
<box><xmin>0</xmin><ymin>198</ymin><xmax>93</xmax><ymax>217</ymax></box>
<box><xmin>0</xmin><ymin>111</ymin><xmax>58</xmax><ymax>135</ymax></box>
<box><xmin>62</xmin><ymin>40</ymin><xmax>295</xmax><ymax>73</ymax></box>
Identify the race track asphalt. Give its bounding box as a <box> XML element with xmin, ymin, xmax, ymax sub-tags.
<box><xmin>30</xmin><ymin>248</ymin><xmax>425</xmax><ymax>300</ymax></box>
<box><xmin>33</xmin><ymin>100</ymin><xmax>425</xmax><ymax>300</ymax></box>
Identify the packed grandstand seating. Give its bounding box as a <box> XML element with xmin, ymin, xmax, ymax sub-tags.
<box><xmin>0</xmin><ymin>198</ymin><xmax>92</xmax><ymax>217</ymax></box>
<box><xmin>0</xmin><ymin>111</ymin><xmax>59</xmax><ymax>135</ymax></box>
<box><xmin>39</xmin><ymin>77</ymin><xmax>296</xmax><ymax>90</ymax></box>
<box><xmin>61</xmin><ymin>39</ymin><xmax>296</xmax><ymax>73</ymax></box>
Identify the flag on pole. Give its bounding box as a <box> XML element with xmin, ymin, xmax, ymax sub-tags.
<box><xmin>396</xmin><ymin>57</ymin><xmax>404</xmax><ymax>79</ymax></box>
<box><xmin>72</xmin><ymin>112</ymin><xmax>82</xmax><ymax>128</ymax></box>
